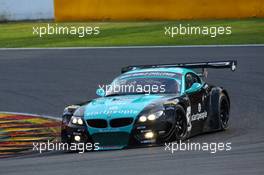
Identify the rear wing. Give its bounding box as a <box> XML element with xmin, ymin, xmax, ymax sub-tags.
<box><xmin>121</xmin><ymin>60</ymin><xmax>237</xmax><ymax>77</ymax></box>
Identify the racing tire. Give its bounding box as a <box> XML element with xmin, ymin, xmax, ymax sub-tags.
<box><xmin>173</xmin><ymin>105</ymin><xmax>188</xmax><ymax>141</ymax></box>
<box><xmin>219</xmin><ymin>93</ymin><xmax>230</xmax><ymax>130</ymax></box>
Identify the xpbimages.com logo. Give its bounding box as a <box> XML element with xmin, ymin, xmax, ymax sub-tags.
<box><xmin>33</xmin><ymin>141</ymin><xmax>100</xmax><ymax>153</ymax></box>
<box><xmin>32</xmin><ymin>24</ymin><xmax>100</xmax><ymax>38</ymax></box>
<box><xmin>165</xmin><ymin>24</ymin><xmax>232</xmax><ymax>38</ymax></box>
<box><xmin>98</xmin><ymin>83</ymin><xmax>167</xmax><ymax>95</ymax></box>
<box><xmin>164</xmin><ymin>140</ymin><xmax>232</xmax><ymax>154</ymax></box>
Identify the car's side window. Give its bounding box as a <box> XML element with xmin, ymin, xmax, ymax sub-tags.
<box><xmin>185</xmin><ymin>72</ymin><xmax>201</xmax><ymax>89</ymax></box>
<box><xmin>192</xmin><ymin>73</ymin><xmax>201</xmax><ymax>84</ymax></box>
<box><xmin>185</xmin><ymin>73</ymin><xmax>193</xmax><ymax>90</ymax></box>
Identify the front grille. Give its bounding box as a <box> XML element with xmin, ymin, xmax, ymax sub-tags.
<box><xmin>110</xmin><ymin>118</ymin><xmax>133</xmax><ymax>128</ymax></box>
<box><xmin>86</xmin><ymin>119</ymin><xmax>107</xmax><ymax>128</ymax></box>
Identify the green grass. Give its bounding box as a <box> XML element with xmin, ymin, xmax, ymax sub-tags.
<box><xmin>0</xmin><ymin>19</ymin><xmax>263</xmax><ymax>47</ymax></box>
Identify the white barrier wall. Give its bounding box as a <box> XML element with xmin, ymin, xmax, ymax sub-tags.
<box><xmin>0</xmin><ymin>0</ymin><xmax>54</xmax><ymax>21</ymax></box>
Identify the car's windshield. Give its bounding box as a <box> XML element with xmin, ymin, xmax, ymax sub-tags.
<box><xmin>106</xmin><ymin>75</ymin><xmax>181</xmax><ymax>96</ymax></box>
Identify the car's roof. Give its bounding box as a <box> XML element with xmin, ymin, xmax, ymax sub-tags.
<box><xmin>123</xmin><ymin>67</ymin><xmax>196</xmax><ymax>75</ymax></box>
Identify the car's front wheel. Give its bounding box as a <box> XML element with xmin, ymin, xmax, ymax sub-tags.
<box><xmin>174</xmin><ymin>105</ymin><xmax>188</xmax><ymax>141</ymax></box>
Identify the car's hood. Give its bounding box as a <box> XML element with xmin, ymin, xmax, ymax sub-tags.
<box><xmin>84</xmin><ymin>94</ymin><xmax>172</xmax><ymax>120</ymax></box>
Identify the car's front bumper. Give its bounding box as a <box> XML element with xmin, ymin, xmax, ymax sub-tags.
<box><xmin>61</xmin><ymin>118</ymin><xmax>174</xmax><ymax>149</ymax></box>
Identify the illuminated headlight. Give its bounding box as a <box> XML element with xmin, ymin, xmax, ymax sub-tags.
<box><xmin>139</xmin><ymin>116</ymin><xmax>147</xmax><ymax>122</ymax></box>
<box><xmin>139</xmin><ymin>111</ymin><xmax>164</xmax><ymax>122</ymax></box>
<box><xmin>72</xmin><ymin>117</ymin><xmax>77</xmax><ymax>124</ymax></box>
<box><xmin>74</xmin><ymin>135</ymin><xmax>81</xmax><ymax>142</ymax></box>
<box><xmin>145</xmin><ymin>132</ymin><xmax>154</xmax><ymax>139</ymax></box>
<box><xmin>77</xmin><ymin>118</ymin><xmax>83</xmax><ymax>125</ymax></box>
<box><xmin>147</xmin><ymin>114</ymin><xmax>156</xmax><ymax>121</ymax></box>
<box><xmin>71</xmin><ymin>116</ymin><xmax>84</xmax><ymax>125</ymax></box>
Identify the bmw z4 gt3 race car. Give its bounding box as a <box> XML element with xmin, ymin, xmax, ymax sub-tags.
<box><xmin>61</xmin><ymin>60</ymin><xmax>237</xmax><ymax>150</ymax></box>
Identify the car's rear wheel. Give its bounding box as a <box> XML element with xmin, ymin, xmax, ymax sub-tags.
<box><xmin>174</xmin><ymin>105</ymin><xmax>188</xmax><ymax>141</ymax></box>
<box><xmin>219</xmin><ymin>94</ymin><xmax>230</xmax><ymax>130</ymax></box>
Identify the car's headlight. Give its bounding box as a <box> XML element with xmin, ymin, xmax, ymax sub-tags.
<box><xmin>139</xmin><ymin>111</ymin><xmax>164</xmax><ymax>122</ymax></box>
<box><xmin>139</xmin><ymin>115</ymin><xmax>147</xmax><ymax>122</ymax></box>
<box><xmin>71</xmin><ymin>116</ymin><xmax>84</xmax><ymax>125</ymax></box>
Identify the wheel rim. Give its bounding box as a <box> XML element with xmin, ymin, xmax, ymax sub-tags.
<box><xmin>175</xmin><ymin>111</ymin><xmax>187</xmax><ymax>138</ymax></box>
<box><xmin>220</xmin><ymin>100</ymin><xmax>229</xmax><ymax>127</ymax></box>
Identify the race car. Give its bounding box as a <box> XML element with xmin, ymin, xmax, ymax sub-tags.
<box><xmin>61</xmin><ymin>60</ymin><xmax>237</xmax><ymax>150</ymax></box>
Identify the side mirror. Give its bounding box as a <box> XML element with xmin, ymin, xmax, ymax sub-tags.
<box><xmin>185</xmin><ymin>83</ymin><xmax>202</xmax><ymax>94</ymax></box>
<box><xmin>96</xmin><ymin>88</ymin><xmax>105</xmax><ymax>97</ymax></box>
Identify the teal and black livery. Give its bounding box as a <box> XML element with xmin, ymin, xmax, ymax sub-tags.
<box><xmin>61</xmin><ymin>60</ymin><xmax>237</xmax><ymax>150</ymax></box>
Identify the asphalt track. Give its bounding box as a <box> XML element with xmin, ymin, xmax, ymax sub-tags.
<box><xmin>0</xmin><ymin>46</ymin><xmax>264</xmax><ymax>175</ymax></box>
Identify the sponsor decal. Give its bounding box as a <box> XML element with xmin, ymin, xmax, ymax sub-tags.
<box><xmin>190</xmin><ymin>103</ymin><xmax>207</xmax><ymax>121</ymax></box>
<box><xmin>191</xmin><ymin>111</ymin><xmax>207</xmax><ymax>121</ymax></box>
<box><xmin>198</xmin><ymin>103</ymin><xmax>201</xmax><ymax>112</ymax></box>
<box><xmin>120</xmin><ymin>71</ymin><xmax>181</xmax><ymax>79</ymax></box>
<box><xmin>86</xmin><ymin>109</ymin><xmax>139</xmax><ymax>116</ymax></box>
<box><xmin>186</xmin><ymin>106</ymin><xmax>192</xmax><ymax>132</ymax></box>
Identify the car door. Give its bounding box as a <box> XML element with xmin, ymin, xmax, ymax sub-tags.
<box><xmin>185</xmin><ymin>72</ymin><xmax>207</xmax><ymax>134</ymax></box>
